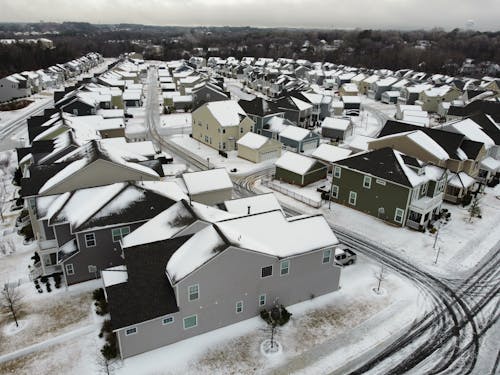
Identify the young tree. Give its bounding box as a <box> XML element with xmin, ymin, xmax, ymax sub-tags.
<box><xmin>95</xmin><ymin>350</ymin><xmax>119</xmax><ymax>375</ymax></box>
<box><xmin>1</xmin><ymin>282</ymin><xmax>23</xmax><ymax>327</ymax></box>
<box><xmin>468</xmin><ymin>197</ymin><xmax>482</xmax><ymax>222</ymax></box>
<box><xmin>374</xmin><ymin>265</ymin><xmax>388</xmax><ymax>294</ymax></box>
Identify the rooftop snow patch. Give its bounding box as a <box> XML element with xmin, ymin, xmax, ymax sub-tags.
<box><xmin>236</xmin><ymin>132</ymin><xmax>269</xmax><ymax>149</ymax></box>
<box><xmin>182</xmin><ymin>169</ymin><xmax>233</xmax><ymax>195</ymax></box>
<box><xmin>279</xmin><ymin>126</ymin><xmax>310</xmax><ymax>141</ymax></box>
<box><xmin>102</xmin><ymin>265</ymin><xmax>128</xmax><ymax>288</ymax></box>
<box><xmin>322</xmin><ymin>117</ymin><xmax>350</xmax><ymax>131</ymax></box>
<box><xmin>312</xmin><ymin>144</ymin><xmax>352</xmax><ymax>163</ymax></box>
<box><xmin>275</xmin><ymin>151</ymin><xmax>318</xmax><ymax>175</ymax></box>
<box><xmin>205</xmin><ymin>100</ymin><xmax>247</xmax><ymax>127</ymax></box>
<box><xmin>224</xmin><ymin>193</ymin><xmax>283</xmax><ymax>215</ymax></box>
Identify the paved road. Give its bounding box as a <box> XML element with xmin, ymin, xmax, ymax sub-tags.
<box><xmin>142</xmin><ymin>68</ymin><xmax>499</xmax><ymax>374</ymax></box>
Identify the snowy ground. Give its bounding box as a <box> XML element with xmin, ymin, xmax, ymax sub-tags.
<box><xmin>255</xmin><ymin>180</ymin><xmax>500</xmax><ymax>276</ymax></box>
<box><xmin>169</xmin><ymin>133</ymin><xmax>277</xmax><ymax>175</ymax></box>
<box><xmin>0</xmin><ymin>93</ymin><xmax>53</xmax><ymax>129</ymax></box>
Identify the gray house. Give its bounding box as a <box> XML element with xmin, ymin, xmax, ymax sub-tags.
<box><xmin>104</xmin><ymin>210</ymin><xmax>341</xmax><ymax>359</ymax></box>
<box><xmin>279</xmin><ymin>125</ymin><xmax>320</xmax><ymax>153</ymax></box>
<box><xmin>29</xmin><ymin>181</ymin><xmax>184</xmax><ymax>284</ymax></box>
<box><xmin>321</xmin><ymin>117</ymin><xmax>354</xmax><ymax>142</ymax></box>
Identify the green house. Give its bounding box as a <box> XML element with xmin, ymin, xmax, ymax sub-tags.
<box><xmin>275</xmin><ymin>151</ymin><xmax>327</xmax><ymax>187</ymax></box>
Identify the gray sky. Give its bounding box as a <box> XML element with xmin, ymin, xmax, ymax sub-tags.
<box><xmin>1</xmin><ymin>0</ymin><xmax>499</xmax><ymax>31</ymax></box>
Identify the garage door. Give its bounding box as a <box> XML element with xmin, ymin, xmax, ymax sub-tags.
<box><xmin>302</xmin><ymin>140</ymin><xmax>318</xmax><ymax>152</ymax></box>
<box><xmin>260</xmin><ymin>150</ymin><xmax>280</xmax><ymax>161</ymax></box>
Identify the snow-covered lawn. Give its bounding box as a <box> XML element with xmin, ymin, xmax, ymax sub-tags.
<box><xmin>264</xmin><ymin>177</ymin><xmax>325</xmax><ymax>207</ymax></box>
<box><xmin>169</xmin><ymin>133</ymin><xmax>277</xmax><ymax>175</ymax></box>
<box><xmin>256</xmin><ymin>180</ymin><xmax>500</xmax><ymax>275</ymax></box>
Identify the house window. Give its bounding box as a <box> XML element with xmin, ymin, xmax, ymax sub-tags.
<box><xmin>183</xmin><ymin>314</ymin><xmax>198</xmax><ymax>329</ymax></box>
<box><xmin>162</xmin><ymin>316</ymin><xmax>174</xmax><ymax>325</ymax></box>
<box><xmin>65</xmin><ymin>263</ymin><xmax>75</xmax><ymax>275</ymax></box>
<box><xmin>72</xmin><ymin>109</ymin><xmax>78</xmax><ymax>115</ymax></box>
<box><xmin>112</xmin><ymin>227</ymin><xmax>130</xmax><ymax>242</ymax></box>
<box><xmin>258</xmin><ymin>294</ymin><xmax>266</xmax><ymax>306</ymax></box>
<box><xmin>235</xmin><ymin>301</ymin><xmax>243</xmax><ymax>314</ymax></box>
<box><xmin>280</xmin><ymin>260</ymin><xmax>290</xmax><ymax>276</ymax></box>
<box><xmin>363</xmin><ymin>176</ymin><xmax>372</xmax><ymax>189</ymax></box>
<box><xmin>349</xmin><ymin>191</ymin><xmax>357</xmax><ymax>206</ymax></box>
<box><xmin>88</xmin><ymin>265</ymin><xmax>97</xmax><ymax>274</ymax></box>
<box><xmin>125</xmin><ymin>327</ymin><xmax>137</xmax><ymax>336</ymax></box>
<box><xmin>261</xmin><ymin>265</ymin><xmax>273</xmax><ymax>278</ymax></box>
<box><xmin>322</xmin><ymin>249</ymin><xmax>331</xmax><ymax>263</ymax></box>
<box><xmin>205</xmin><ymin>135</ymin><xmax>209</xmax><ymax>142</ymax></box>
<box><xmin>84</xmin><ymin>233</ymin><xmax>96</xmax><ymax>247</ymax></box>
<box><xmin>331</xmin><ymin>184</ymin><xmax>339</xmax><ymax>199</ymax></box>
<box><xmin>188</xmin><ymin>284</ymin><xmax>199</xmax><ymax>301</ymax></box>
<box><xmin>223</xmin><ymin>129</ymin><xmax>226</xmax><ymax>134</ymax></box>
<box><xmin>376</xmin><ymin>179</ymin><xmax>386</xmax><ymax>186</ymax></box>
<box><xmin>240</xmin><ymin>127</ymin><xmax>244</xmax><ymax>134</ymax></box>
<box><xmin>420</xmin><ymin>183</ymin><xmax>428</xmax><ymax>196</ymax></box>
<box><xmin>394</xmin><ymin>208</ymin><xmax>405</xmax><ymax>224</ymax></box>
<box><xmin>333</xmin><ymin>166</ymin><xmax>341</xmax><ymax>178</ymax></box>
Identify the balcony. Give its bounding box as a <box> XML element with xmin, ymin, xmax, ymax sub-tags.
<box><xmin>38</xmin><ymin>239</ymin><xmax>58</xmax><ymax>251</ymax></box>
<box><xmin>410</xmin><ymin>193</ymin><xmax>444</xmax><ymax>214</ymax></box>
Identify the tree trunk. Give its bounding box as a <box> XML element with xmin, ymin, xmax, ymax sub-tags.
<box><xmin>10</xmin><ymin>304</ymin><xmax>18</xmax><ymax>327</ymax></box>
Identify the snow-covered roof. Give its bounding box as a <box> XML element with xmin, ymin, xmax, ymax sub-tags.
<box><xmin>279</xmin><ymin>125</ymin><xmax>311</xmax><ymax>141</ymax></box>
<box><xmin>480</xmin><ymin>157</ymin><xmax>500</xmax><ymax>173</ymax></box>
<box><xmin>347</xmin><ymin>135</ymin><xmax>375</xmax><ymax>151</ymax></box>
<box><xmin>312</xmin><ymin>144</ymin><xmax>352</xmax><ymax>163</ymax></box>
<box><xmin>275</xmin><ymin>151</ymin><xmax>318</xmax><ymax>175</ymax></box>
<box><xmin>341</xmin><ymin>83</ymin><xmax>358</xmax><ymax>92</ymax></box>
<box><xmin>166</xmin><ymin>210</ymin><xmax>338</xmax><ymax>283</ymax></box>
<box><xmin>447</xmin><ymin>172</ymin><xmax>475</xmax><ymax>189</ymax></box>
<box><xmin>224</xmin><ymin>193</ymin><xmax>282</xmax><ymax>215</ymax></box>
<box><xmin>445</xmin><ymin>119</ymin><xmax>495</xmax><ymax>149</ymax></box>
<box><xmin>290</xmin><ymin>97</ymin><xmax>312</xmax><ymax>111</ymax></box>
<box><xmin>236</xmin><ymin>132</ymin><xmax>269</xmax><ymax>149</ymax></box>
<box><xmin>102</xmin><ymin>265</ymin><xmax>128</xmax><ymax>287</ymax></box>
<box><xmin>205</xmin><ymin>100</ymin><xmax>247</xmax><ymax>127</ymax></box>
<box><xmin>322</xmin><ymin>117</ymin><xmax>351</xmax><ymax>131</ymax></box>
<box><xmin>182</xmin><ymin>168</ymin><xmax>233</xmax><ymax>195</ymax></box>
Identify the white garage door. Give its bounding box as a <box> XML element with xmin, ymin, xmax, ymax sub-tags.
<box><xmin>260</xmin><ymin>150</ymin><xmax>280</xmax><ymax>161</ymax></box>
<box><xmin>302</xmin><ymin>140</ymin><xmax>318</xmax><ymax>152</ymax></box>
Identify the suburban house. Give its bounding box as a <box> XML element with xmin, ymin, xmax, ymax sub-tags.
<box><xmin>416</xmin><ymin>85</ymin><xmax>461</xmax><ymax>113</ymax></box>
<box><xmin>29</xmin><ymin>181</ymin><xmax>185</xmax><ymax>284</ymax></box>
<box><xmin>339</xmin><ymin>83</ymin><xmax>359</xmax><ymax>97</ymax></box>
<box><xmin>191</xmin><ymin>100</ymin><xmax>254</xmax><ymax>151</ymax></box>
<box><xmin>275</xmin><ymin>151</ymin><xmax>328</xmax><ymax>186</ymax></box>
<box><xmin>236</xmin><ymin>132</ymin><xmax>282</xmax><ymax>163</ymax></box>
<box><xmin>0</xmin><ymin>74</ymin><xmax>31</xmax><ymax>102</ymax></box>
<box><xmin>191</xmin><ymin>82</ymin><xmax>229</xmax><ymax>110</ymax></box>
<box><xmin>275</xmin><ymin>95</ymin><xmax>313</xmax><ymax>128</ymax></box>
<box><xmin>104</xmin><ymin>209</ymin><xmax>341</xmax><ymax>358</ymax></box>
<box><xmin>261</xmin><ymin>116</ymin><xmax>296</xmax><ymax>140</ymax></box>
<box><xmin>368</xmin><ymin>77</ymin><xmax>400</xmax><ymax>100</ymax></box>
<box><xmin>321</xmin><ymin>117</ymin><xmax>354</xmax><ymax>142</ymax></box>
<box><xmin>358</xmin><ymin>75</ymin><xmax>379</xmax><ymax>95</ymax></box>
<box><xmin>278</xmin><ymin>125</ymin><xmax>320</xmax><ymax>153</ymax></box>
<box><xmin>238</xmin><ymin>97</ymin><xmax>284</xmax><ymax>135</ymax></box>
<box><xmin>330</xmin><ymin>147</ymin><xmax>446</xmax><ymax>230</ymax></box>
<box><xmin>181</xmin><ymin>168</ymin><xmax>233</xmax><ymax>205</ymax></box>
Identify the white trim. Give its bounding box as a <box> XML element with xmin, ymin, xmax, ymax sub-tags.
<box><xmin>188</xmin><ymin>283</ymin><xmax>199</xmax><ymax>301</ymax></box>
<box><xmin>183</xmin><ymin>314</ymin><xmax>198</xmax><ymax>330</ymax></box>
<box><xmin>258</xmin><ymin>294</ymin><xmax>266</xmax><ymax>306</ymax></box>
<box><xmin>125</xmin><ymin>327</ymin><xmax>137</xmax><ymax>336</ymax></box>
<box><xmin>235</xmin><ymin>300</ymin><xmax>244</xmax><ymax>314</ymax></box>
<box><xmin>280</xmin><ymin>259</ymin><xmax>290</xmax><ymax>276</ymax></box>
<box><xmin>84</xmin><ymin>232</ymin><xmax>96</xmax><ymax>248</ymax></box>
<box><xmin>162</xmin><ymin>315</ymin><xmax>174</xmax><ymax>325</ymax></box>
<box><xmin>394</xmin><ymin>208</ymin><xmax>405</xmax><ymax>224</ymax></box>
<box><xmin>322</xmin><ymin>248</ymin><xmax>331</xmax><ymax>264</ymax></box>
<box><xmin>333</xmin><ymin>165</ymin><xmax>341</xmax><ymax>178</ymax></box>
<box><xmin>349</xmin><ymin>191</ymin><xmax>357</xmax><ymax>206</ymax></box>
<box><xmin>363</xmin><ymin>175</ymin><xmax>372</xmax><ymax>189</ymax></box>
<box><xmin>65</xmin><ymin>263</ymin><xmax>75</xmax><ymax>275</ymax></box>
<box><xmin>331</xmin><ymin>184</ymin><xmax>339</xmax><ymax>199</ymax></box>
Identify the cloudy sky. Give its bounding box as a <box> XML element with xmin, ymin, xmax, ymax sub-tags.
<box><xmin>1</xmin><ymin>0</ymin><xmax>499</xmax><ymax>31</ymax></box>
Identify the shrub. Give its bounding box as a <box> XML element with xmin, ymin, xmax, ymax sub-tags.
<box><xmin>100</xmin><ymin>319</ymin><xmax>118</xmax><ymax>359</ymax></box>
<box><xmin>20</xmin><ymin>224</ymin><xmax>34</xmax><ymax>241</ymax></box>
<box><xmin>93</xmin><ymin>288</ymin><xmax>105</xmax><ymax>301</ymax></box>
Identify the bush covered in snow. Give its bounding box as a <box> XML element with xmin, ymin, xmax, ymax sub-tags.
<box><xmin>100</xmin><ymin>319</ymin><xmax>118</xmax><ymax>360</ymax></box>
<box><xmin>93</xmin><ymin>288</ymin><xmax>109</xmax><ymax>315</ymax></box>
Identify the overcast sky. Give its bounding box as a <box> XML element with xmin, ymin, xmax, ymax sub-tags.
<box><xmin>1</xmin><ymin>0</ymin><xmax>499</xmax><ymax>31</ymax></box>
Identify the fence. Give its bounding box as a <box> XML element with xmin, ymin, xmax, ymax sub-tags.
<box><xmin>263</xmin><ymin>179</ymin><xmax>322</xmax><ymax>208</ymax></box>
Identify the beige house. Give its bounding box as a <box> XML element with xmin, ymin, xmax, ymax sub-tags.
<box><xmin>192</xmin><ymin>100</ymin><xmax>254</xmax><ymax>151</ymax></box>
<box><xmin>237</xmin><ymin>132</ymin><xmax>282</xmax><ymax>163</ymax></box>
<box><xmin>416</xmin><ymin>85</ymin><xmax>461</xmax><ymax>113</ymax></box>
<box><xmin>182</xmin><ymin>168</ymin><xmax>233</xmax><ymax>205</ymax></box>
<box><xmin>359</xmin><ymin>75</ymin><xmax>379</xmax><ymax>95</ymax></box>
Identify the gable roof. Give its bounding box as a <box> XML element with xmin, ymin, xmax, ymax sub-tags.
<box><xmin>223</xmin><ymin>193</ymin><xmax>282</xmax><ymax>215</ymax></box>
<box><xmin>238</xmin><ymin>97</ymin><xmax>281</xmax><ymax>117</ymax></box>
<box><xmin>275</xmin><ymin>151</ymin><xmax>323</xmax><ymax>175</ymax></box>
<box><xmin>204</xmin><ymin>100</ymin><xmax>247</xmax><ymax>127</ymax></box>
<box><xmin>311</xmin><ymin>144</ymin><xmax>352</xmax><ymax>163</ymax></box>
<box><xmin>334</xmin><ymin>147</ymin><xmax>429</xmax><ymax>187</ymax></box>
<box><xmin>166</xmin><ymin>210</ymin><xmax>338</xmax><ymax>284</ymax></box>
<box><xmin>106</xmin><ymin>236</ymin><xmax>192</xmax><ymax>330</ymax></box>
<box><xmin>279</xmin><ymin>125</ymin><xmax>311</xmax><ymax>141</ymax></box>
<box><xmin>236</xmin><ymin>132</ymin><xmax>270</xmax><ymax>149</ymax></box>
<box><xmin>379</xmin><ymin>120</ymin><xmax>465</xmax><ymax>160</ymax></box>
<box><xmin>182</xmin><ymin>168</ymin><xmax>233</xmax><ymax>195</ymax></box>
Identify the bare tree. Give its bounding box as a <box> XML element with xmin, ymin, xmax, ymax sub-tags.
<box><xmin>1</xmin><ymin>282</ymin><xmax>23</xmax><ymax>327</ymax></box>
<box><xmin>95</xmin><ymin>350</ymin><xmax>120</xmax><ymax>375</ymax></box>
<box><xmin>468</xmin><ymin>197</ymin><xmax>482</xmax><ymax>222</ymax></box>
<box><xmin>373</xmin><ymin>265</ymin><xmax>388</xmax><ymax>294</ymax></box>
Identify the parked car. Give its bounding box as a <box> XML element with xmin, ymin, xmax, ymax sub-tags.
<box><xmin>334</xmin><ymin>245</ymin><xmax>357</xmax><ymax>266</ymax></box>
